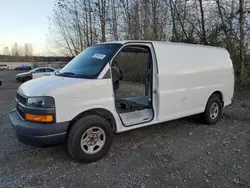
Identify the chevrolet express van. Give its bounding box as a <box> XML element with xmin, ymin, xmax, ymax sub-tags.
<box><xmin>9</xmin><ymin>41</ymin><xmax>234</xmax><ymax>163</ymax></box>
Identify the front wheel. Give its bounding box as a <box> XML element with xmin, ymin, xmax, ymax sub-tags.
<box><xmin>201</xmin><ymin>94</ymin><xmax>222</xmax><ymax>125</ymax></box>
<box><xmin>67</xmin><ymin>115</ymin><xmax>113</xmax><ymax>163</ymax></box>
<box><xmin>23</xmin><ymin>76</ymin><xmax>31</xmax><ymax>82</ymax></box>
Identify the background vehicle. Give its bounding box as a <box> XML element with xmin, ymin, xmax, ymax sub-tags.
<box><xmin>9</xmin><ymin>41</ymin><xmax>234</xmax><ymax>163</ymax></box>
<box><xmin>15</xmin><ymin>67</ymin><xmax>55</xmax><ymax>82</ymax></box>
<box><xmin>0</xmin><ymin>64</ymin><xmax>8</xmax><ymax>70</ymax></box>
<box><xmin>14</xmin><ymin>65</ymin><xmax>31</xmax><ymax>70</ymax></box>
<box><xmin>44</xmin><ymin>69</ymin><xmax>61</xmax><ymax>77</ymax></box>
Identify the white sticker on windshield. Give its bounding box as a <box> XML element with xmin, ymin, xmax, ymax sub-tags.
<box><xmin>93</xmin><ymin>53</ymin><xmax>106</xmax><ymax>59</ymax></box>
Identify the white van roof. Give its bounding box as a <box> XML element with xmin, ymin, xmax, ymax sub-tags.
<box><xmin>103</xmin><ymin>40</ymin><xmax>226</xmax><ymax>51</ymax></box>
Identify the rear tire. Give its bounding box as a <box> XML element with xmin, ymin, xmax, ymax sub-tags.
<box><xmin>67</xmin><ymin>115</ymin><xmax>113</xmax><ymax>163</ymax></box>
<box><xmin>201</xmin><ymin>94</ymin><xmax>222</xmax><ymax>125</ymax></box>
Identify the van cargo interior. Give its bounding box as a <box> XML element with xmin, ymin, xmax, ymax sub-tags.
<box><xmin>111</xmin><ymin>45</ymin><xmax>153</xmax><ymax>126</ymax></box>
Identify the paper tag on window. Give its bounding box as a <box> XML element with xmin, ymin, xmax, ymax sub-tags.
<box><xmin>93</xmin><ymin>54</ymin><xmax>106</xmax><ymax>59</ymax></box>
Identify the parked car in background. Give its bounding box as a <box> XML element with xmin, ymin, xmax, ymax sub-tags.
<box><xmin>0</xmin><ymin>64</ymin><xmax>8</xmax><ymax>70</ymax></box>
<box><xmin>15</xmin><ymin>67</ymin><xmax>55</xmax><ymax>82</ymax></box>
<box><xmin>14</xmin><ymin>65</ymin><xmax>31</xmax><ymax>70</ymax></box>
<box><xmin>49</xmin><ymin>69</ymin><xmax>61</xmax><ymax>76</ymax></box>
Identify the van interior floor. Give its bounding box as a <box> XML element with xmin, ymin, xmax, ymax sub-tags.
<box><xmin>115</xmin><ymin>96</ymin><xmax>153</xmax><ymax>126</ymax></box>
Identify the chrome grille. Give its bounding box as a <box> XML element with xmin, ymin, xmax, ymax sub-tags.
<box><xmin>16</xmin><ymin>92</ymin><xmax>27</xmax><ymax>106</ymax></box>
<box><xmin>17</xmin><ymin>107</ymin><xmax>25</xmax><ymax>119</ymax></box>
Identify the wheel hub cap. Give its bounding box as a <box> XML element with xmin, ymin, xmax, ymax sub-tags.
<box><xmin>210</xmin><ymin>102</ymin><xmax>219</xmax><ymax>119</ymax></box>
<box><xmin>80</xmin><ymin>127</ymin><xmax>106</xmax><ymax>154</ymax></box>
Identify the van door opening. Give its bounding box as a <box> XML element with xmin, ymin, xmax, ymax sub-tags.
<box><xmin>111</xmin><ymin>45</ymin><xmax>154</xmax><ymax>126</ymax></box>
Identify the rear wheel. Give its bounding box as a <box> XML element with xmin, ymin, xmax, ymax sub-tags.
<box><xmin>201</xmin><ymin>94</ymin><xmax>223</xmax><ymax>125</ymax></box>
<box><xmin>67</xmin><ymin>115</ymin><xmax>113</xmax><ymax>163</ymax></box>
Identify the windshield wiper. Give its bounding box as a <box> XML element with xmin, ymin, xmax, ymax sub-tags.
<box><xmin>56</xmin><ymin>71</ymin><xmax>94</xmax><ymax>79</ymax></box>
<box><xmin>57</xmin><ymin>72</ymin><xmax>76</xmax><ymax>77</ymax></box>
<box><xmin>74</xmin><ymin>74</ymin><xmax>94</xmax><ymax>79</ymax></box>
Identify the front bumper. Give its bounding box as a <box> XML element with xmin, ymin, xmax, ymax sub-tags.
<box><xmin>9</xmin><ymin>109</ymin><xmax>69</xmax><ymax>147</ymax></box>
<box><xmin>15</xmin><ymin>76</ymin><xmax>23</xmax><ymax>82</ymax></box>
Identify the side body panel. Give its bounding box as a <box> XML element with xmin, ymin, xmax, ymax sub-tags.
<box><xmin>153</xmin><ymin>42</ymin><xmax>234</xmax><ymax>122</ymax></box>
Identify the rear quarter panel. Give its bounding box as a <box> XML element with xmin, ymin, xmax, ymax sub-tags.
<box><xmin>153</xmin><ymin>42</ymin><xmax>234</xmax><ymax>121</ymax></box>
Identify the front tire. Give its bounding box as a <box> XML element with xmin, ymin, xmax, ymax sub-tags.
<box><xmin>23</xmin><ymin>76</ymin><xmax>31</xmax><ymax>82</ymax></box>
<box><xmin>201</xmin><ymin>94</ymin><xmax>222</xmax><ymax>125</ymax></box>
<box><xmin>67</xmin><ymin>115</ymin><xmax>113</xmax><ymax>163</ymax></box>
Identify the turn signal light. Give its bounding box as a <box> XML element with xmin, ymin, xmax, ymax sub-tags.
<box><xmin>25</xmin><ymin>113</ymin><xmax>53</xmax><ymax>122</ymax></box>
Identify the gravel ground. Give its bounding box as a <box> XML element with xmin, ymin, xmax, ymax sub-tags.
<box><xmin>115</xmin><ymin>81</ymin><xmax>146</xmax><ymax>99</ymax></box>
<box><xmin>0</xmin><ymin>70</ymin><xmax>250</xmax><ymax>188</ymax></box>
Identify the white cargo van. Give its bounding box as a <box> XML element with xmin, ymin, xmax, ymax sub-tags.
<box><xmin>9</xmin><ymin>41</ymin><xmax>234</xmax><ymax>162</ymax></box>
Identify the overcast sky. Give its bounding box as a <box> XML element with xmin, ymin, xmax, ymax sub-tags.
<box><xmin>0</xmin><ymin>0</ymin><xmax>56</xmax><ymax>55</ymax></box>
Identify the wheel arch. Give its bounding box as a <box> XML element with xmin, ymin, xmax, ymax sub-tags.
<box><xmin>67</xmin><ymin>108</ymin><xmax>117</xmax><ymax>134</ymax></box>
<box><xmin>207</xmin><ymin>90</ymin><xmax>224</xmax><ymax>107</ymax></box>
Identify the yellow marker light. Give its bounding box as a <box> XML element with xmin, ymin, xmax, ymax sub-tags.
<box><xmin>25</xmin><ymin>113</ymin><xmax>53</xmax><ymax>122</ymax></box>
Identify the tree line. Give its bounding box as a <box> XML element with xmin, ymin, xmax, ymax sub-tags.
<box><xmin>50</xmin><ymin>0</ymin><xmax>250</xmax><ymax>83</ymax></box>
<box><xmin>1</xmin><ymin>42</ymin><xmax>73</xmax><ymax>62</ymax></box>
<box><xmin>3</xmin><ymin>43</ymin><xmax>33</xmax><ymax>57</ymax></box>
<box><xmin>0</xmin><ymin>55</ymin><xmax>72</xmax><ymax>63</ymax></box>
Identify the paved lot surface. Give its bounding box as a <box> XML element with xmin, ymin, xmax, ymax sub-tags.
<box><xmin>0</xmin><ymin>71</ymin><xmax>250</xmax><ymax>188</ymax></box>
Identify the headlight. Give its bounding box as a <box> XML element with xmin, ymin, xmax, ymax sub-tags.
<box><xmin>27</xmin><ymin>97</ymin><xmax>55</xmax><ymax>108</ymax></box>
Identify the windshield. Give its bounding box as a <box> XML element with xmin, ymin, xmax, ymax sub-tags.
<box><xmin>57</xmin><ymin>43</ymin><xmax>122</xmax><ymax>79</ymax></box>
